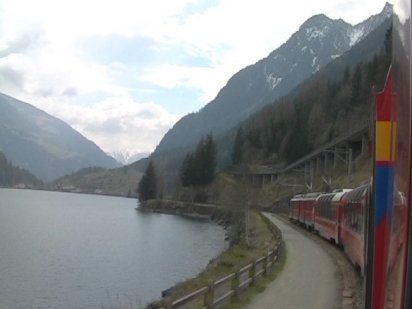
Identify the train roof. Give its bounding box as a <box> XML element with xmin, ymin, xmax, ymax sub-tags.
<box><xmin>342</xmin><ymin>184</ymin><xmax>368</xmax><ymax>201</ymax></box>
<box><xmin>317</xmin><ymin>190</ymin><xmax>351</xmax><ymax>202</ymax></box>
<box><xmin>291</xmin><ymin>192</ymin><xmax>324</xmax><ymax>201</ymax></box>
<box><xmin>332</xmin><ymin>189</ymin><xmax>352</xmax><ymax>193</ymax></box>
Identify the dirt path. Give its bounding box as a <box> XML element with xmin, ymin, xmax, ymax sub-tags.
<box><xmin>245</xmin><ymin>213</ymin><xmax>341</xmax><ymax>309</ymax></box>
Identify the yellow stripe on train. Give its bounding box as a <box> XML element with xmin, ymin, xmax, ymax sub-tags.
<box><xmin>375</xmin><ymin>121</ymin><xmax>396</xmax><ymax>162</ymax></box>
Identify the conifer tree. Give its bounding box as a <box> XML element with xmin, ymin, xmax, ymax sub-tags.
<box><xmin>199</xmin><ymin>134</ymin><xmax>216</xmax><ymax>185</ymax></box>
<box><xmin>180</xmin><ymin>153</ymin><xmax>195</xmax><ymax>187</ymax></box>
<box><xmin>232</xmin><ymin>127</ymin><xmax>244</xmax><ymax>165</ymax></box>
<box><xmin>180</xmin><ymin>134</ymin><xmax>216</xmax><ymax>187</ymax></box>
<box><xmin>137</xmin><ymin>161</ymin><xmax>157</xmax><ymax>202</ymax></box>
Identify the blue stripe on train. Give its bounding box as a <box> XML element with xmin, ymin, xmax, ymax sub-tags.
<box><xmin>374</xmin><ymin>164</ymin><xmax>394</xmax><ymax>226</ymax></box>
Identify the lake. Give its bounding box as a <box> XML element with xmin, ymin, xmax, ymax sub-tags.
<box><xmin>0</xmin><ymin>188</ymin><xmax>227</xmax><ymax>308</ymax></box>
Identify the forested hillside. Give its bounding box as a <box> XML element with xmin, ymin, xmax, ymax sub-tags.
<box><xmin>230</xmin><ymin>27</ymin><xmax>391</xmax><ymax>166</ymax></box>
<box><xmin>0</xmin><ymin>152</ymin><xmax>42</xmax><ymax>187</ymax></box>
<box><xmin>51</xmin><ymin>159</ymin><xmax>147</xmax><ymax>197</ymax></box>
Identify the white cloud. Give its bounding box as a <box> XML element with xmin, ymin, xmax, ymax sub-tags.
<box><xmin>35</xmin><ymin>96</ymin><xmax>180</xmax><ymax>155</ymax></box>
<box><xmin>140</xmin><ymin>64</ymin><xmax>230</xmax><ymax>102</ymax></box>
<box><xmin>0</xmin><ymin>39</ymin><xmax>127</xmax><ymax>100</ymax></box>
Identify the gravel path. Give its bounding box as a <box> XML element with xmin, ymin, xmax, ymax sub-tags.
<box><xmin>245</xmin><ymin>213</ymin><xmax>341</xmax><ymax>309</ymax></box>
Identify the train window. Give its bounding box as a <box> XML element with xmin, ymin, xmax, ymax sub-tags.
<box><xmin>342</xmin><ymin>185</ymin><xmax>367</xmax><ymax>233</ymax></box>
<box><xmin>318</xmin><ymin>194</ymin><xmax>336</xmax><ymax>220</ymax></box>
<box><xmin>344</xmin><ymin>200</ymin><xmax>362</xmax><ymax>233</ymax></box>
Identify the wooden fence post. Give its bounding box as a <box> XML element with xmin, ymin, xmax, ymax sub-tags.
<box><xmin>233</xmin><ymin>270</ymin><xmax>240</xmax><ymax>298</ymax></box>
<box><xmin>207</xmin><ymin>280</ymin><xmax>215</xmax><ymax>309</ymax></box>
<box><xmin>251</xmin><ymin>260</ymin><xmax>257</xmax><ymax>285</ymax></box>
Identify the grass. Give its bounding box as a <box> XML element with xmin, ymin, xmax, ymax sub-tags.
<box><xmin>227</xmin><ymin>240</ymin><xmax>287</xmax><ymax>308</ymax></box>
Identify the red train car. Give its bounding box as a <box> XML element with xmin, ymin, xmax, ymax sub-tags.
<box><xmin>300</xmin><ymin>192</ymin><xmax>323</xmax><ymax>230</ymax></box>
<box><xmin>289</xmin><ymin>194</ymin><xmax>302</xmax><ymax>222</ymax></box>
<box><xmin>314</xmin><ymin>191</ymin><xmax>348</xmax><ymax>244</ymax></box>
<box><xmin>340</xmin><ymin>185</ymin><xmax>368</xmax><ymax>274</ymax></box>
<box><xmin>289</xmin><ymin>192</ymin><xmax>322</xmax><ymax>229</ymax></box>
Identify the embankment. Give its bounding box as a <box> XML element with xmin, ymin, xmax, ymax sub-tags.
<box><xmin>137</xmin><ymin>199</ymin><xmax>225</xmax><ymax>221</ymax></box>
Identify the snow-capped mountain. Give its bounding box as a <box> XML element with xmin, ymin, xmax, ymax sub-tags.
<box><xmin>154</xmin><ymin>3</ymin><xmax>392</xmax><ymax>154</ymax></box>
<box><xmin>110</xmin><ymin>150</ymin><xmax>150</xmax><ymax>165</ymax></box>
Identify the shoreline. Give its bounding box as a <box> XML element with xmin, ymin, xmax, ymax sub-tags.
<box><xmin>137</xmin><ymin>199</ymin><xmax>228</xmax><ymax>222</ymax></box>
<box><xmin>0</xmin><ymin>186</ymin><xmax>137</xmax><ymax>199</ymax></box>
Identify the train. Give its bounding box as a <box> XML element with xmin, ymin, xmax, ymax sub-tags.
<box><xmin>288</xmin><ymin>178</ymin><xmax>409</xmax><ymax>308</ymax></box>
<box><xmin>289</xmin><ymin>186</ymin><xmax>369</xmax><ymax>274</ymax></box>
<box><xmin>287</xmin><ymin>1</ymin><xmax>412</xmax><ymax>307</ymax></box>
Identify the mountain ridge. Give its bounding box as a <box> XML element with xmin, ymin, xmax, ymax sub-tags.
<box><xmin>0</xmin><ymin>93</ymin><xmax>120</xmax><ymax>181</ymax></box>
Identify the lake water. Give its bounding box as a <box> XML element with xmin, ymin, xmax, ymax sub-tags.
<box><xmin>0</xmin><ymin>189</ymin><xmax>227</xmax><ymax>308</ymax></box>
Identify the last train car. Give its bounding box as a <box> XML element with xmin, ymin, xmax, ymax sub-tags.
<box><xmin>289</xmin><ymin>194</ymin><xmax>303</xmax><ymax>222</ymax></box>
<box><xmin>300</xmin><ymin>192</ymin><xmax>323</xmax><ymax>230</ymax></box>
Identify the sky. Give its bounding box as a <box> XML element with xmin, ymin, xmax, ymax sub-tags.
<box><xmin>0</xmin><ymin>0</ymin><xmax>391</xmax><ymax>159</ymax></box>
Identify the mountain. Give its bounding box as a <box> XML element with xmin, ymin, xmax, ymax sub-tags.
<box><xmin>154</xmin><ymin>3</ymin><xmax>392</xmax><ymax>155</ymax></box>
<box><xmin>110</xmin><ymin>150</ymin><xmax>150</xmax><ymax>165</ymax></box>
<box><xmin>0</xmin><ymin>93</ymin><xmax>119</xmax><ymax>181</ymax></box>
<box><xmin>225</xmin><ymin>20</ymin><xmax>392</xmax><ymax>167</ymax></box>
<box><xmin>214</xmin><ymin>15</ymin><xmax>393</xmax><ymax>165</ymax></box>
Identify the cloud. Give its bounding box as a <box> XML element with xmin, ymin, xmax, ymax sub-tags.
<box><xmin>0</xmin><ymin>29</ymin><xmax>42</xmax><ymax>58</ymax></box>
<box><xmin>38</xmin><ymin>96</ymin><xmax>180</xmax><ymax>154</ymax></box>
<box><xmin>0</xmin><ymin>37</ymin><xmax>127</xmax><ymax>100</ymax></box>
<box><xmin>140</xmin><ymin>64</ymin><xmax>231</xmax><ymax>103</ymax></box>
<box><xmin>0</xmin><ymin>63</ymin><xmax>26</xmax><ymax>91</ymax></box>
